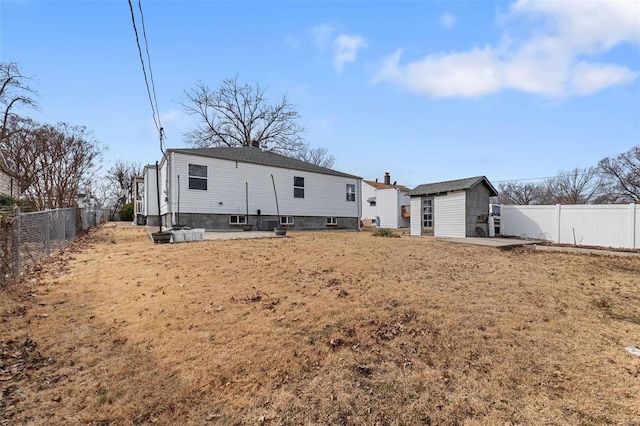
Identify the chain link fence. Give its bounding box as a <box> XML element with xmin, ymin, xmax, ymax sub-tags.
<box><xmin>0</xmin><ymin>207</ymin><xmax>109</xmax><ymax>286</ymax></box>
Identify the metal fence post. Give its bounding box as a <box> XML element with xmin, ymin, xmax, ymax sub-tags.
<box><xmin>14</xmin><ymin>207</ymin><xmax>21</xmax><ymax>279</ymax></box>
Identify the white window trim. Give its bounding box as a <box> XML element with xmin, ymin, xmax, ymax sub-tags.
<box><xmin>280</xmin><ymin>216</ymin><xmax>294</xmax><ymax>226</ymax></box>
<box><xmin>346</xmin><ymin>184</ymin><xmax>356</xmax><ymax>202</ymax></box>
<box><xmin>188</xmin><ymin>164</ymin><xmax>208</xmax><ymax>191</ymax></box>
<box><xmin>229</xmin><ymin>215</ymin><xmax>247</xmax><ymax>225</ymax></box>
<box><xmin>294</xmin><ymin>176</ymin><xmax>304</xmax><ymax>199</ymax></box>
<box><xmin>326</xmin><ymin>217</ymin><xmax>337</xmax><ymax>226</ymax></box>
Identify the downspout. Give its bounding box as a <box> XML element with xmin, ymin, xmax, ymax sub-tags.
<box><xmin>176</xmin><ymin>174</ymin><xmax>180</xmax><ymax>227</ymax></box>
<box><xmin>155</xmin><ymin>161</ymin><xmax>161</xmax><ymax>233</ymax></box>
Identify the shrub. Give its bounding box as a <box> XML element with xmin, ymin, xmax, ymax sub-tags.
<box><xmin>374</xmin><ymin>228</ymin><xmax>394</xmax><ymax>237</ymax></box>
<box><xmin>119</xmin><ymin>202</ymin><xmax>134</xmax><ymax>222</ymax></box>
<box><xmin>0</xmin><ymin>193</ymin><xmax>19</xmax><ymax>207</ymax></box>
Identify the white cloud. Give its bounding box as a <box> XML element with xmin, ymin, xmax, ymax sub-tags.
<box><xmin>440</xmin><ymin>13</ymin><xmax>456</xmax><ymax>28</ymax></box>
<box><xmin>311</xmin><ymin>23</ymin><xmax>334</xmax><ymax>50</ymax></box>
<box><xmin>374</xmin><ymin>0</ymin><xmax>640</xmax><ymax>98</ymax></box>
<box><xmin>333</xmin><ymin>34</ymin><xmax>367</xmax><ymax>72</ymax></box>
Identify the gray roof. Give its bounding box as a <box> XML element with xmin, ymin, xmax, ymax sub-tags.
<box><xmin>168</xmin><ymin>147</ymin><xmax>361</xmax><ymax>179</ymax></box>
<box><xmin>408</xmin><ymin>176</ymin><xmax>498</xmax><ymax>197</ymax></box>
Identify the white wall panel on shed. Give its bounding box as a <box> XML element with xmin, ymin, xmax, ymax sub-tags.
<box><xmin>434</xmin><ymin>191</ymin><xmax>465</xmax><ymax>238</ymax></box>
<box><xmin>501</xmin><ymin>205</ymin><xmax>557</xmax><ymax>240</ymax></box>
<box><xmin>560</xmin><ymin>205</ymin><xmax>634</xmax><ymax>248</ymax></box>
<box><xmin>410</xmin><ymin>197</ymin><xmax>421</xmax><ymax>236</ymax></box>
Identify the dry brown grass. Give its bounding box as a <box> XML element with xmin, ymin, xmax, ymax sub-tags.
<box><xmin>1</xmin><ymin>223</ymin><xmax>640</xmax><ymax>425</ymax></box>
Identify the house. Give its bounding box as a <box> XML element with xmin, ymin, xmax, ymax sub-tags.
<box><xmin>135</xmin><ymin>146</ymin><xmax>362</xmax><ymax>231</ymax></box>
<box><xmin>361</xmin><ymin>172</ymin><xmax>411</xmax><ymax>228</ymax></box>
<box><xmin>0</xmin><ymin>170</ymin><xmax>11</xmax><ymax>196</ymax></box>
<box><xmin>408</xmin><ymin>176</ymin><xmax>498</xmax><ymax>238</ymax></box>
<box><xmin>0</xmin><ymin>155</ymin><xmax>17</xmax><ymax>197</ymax></box>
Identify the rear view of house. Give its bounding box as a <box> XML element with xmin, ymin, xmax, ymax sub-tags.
<box><xmin>408</xmin><ymin>176</ymin><xmax>498</xmax><ymax>238</ymax></box>
<box><xmin>361</xmin><ymin>172</ymin><xmax>410</xmax><ymax>228</ymax></box>
<box><xmin>136</xmin><ymin>146</ymin><xmax>362</xmax><ymax>231</ymax></box>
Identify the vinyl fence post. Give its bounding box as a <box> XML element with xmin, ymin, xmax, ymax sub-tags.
<box><xmin>630</xmin><ymin>203</ymin><xmax>636</xmax><ymax>249</ymax></box>
<box><xmin>555</xmin><ymin>204</ymin><xmax>561</xmax><ymax>243</ymax></box>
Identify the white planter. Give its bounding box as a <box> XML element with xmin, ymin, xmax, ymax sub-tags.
<box><xmin>183</xmin><ymin>229</ymin><xmax>194</xmax><ymax>242</ymax></box>
<box><xmin>171</xmin><ymin>230</ymin><xmax>185</xmax><ymax>243</ymax></box>
<box><xmin>193</xmin><ymin>229</ymin><xmax>205</xmax><ymax>241</ymax></box>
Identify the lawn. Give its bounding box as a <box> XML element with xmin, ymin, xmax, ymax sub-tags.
<box><xmin>1</xmin><ymin>224</ymin><xmax>639</xmax><ymax>425</ymax></box>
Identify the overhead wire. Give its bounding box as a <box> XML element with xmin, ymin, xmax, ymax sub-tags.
<box><xmin>137</xmin><ymin>0</ymin><xmax>164</xmax><ymax>150</ymax></box>
<box><xmin>127</xmin><ymin>0</ymin><xmax>161</xmax><ymax>139</ymax></box>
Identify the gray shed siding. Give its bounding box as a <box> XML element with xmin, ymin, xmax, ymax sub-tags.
<box><xmin>465</xmin><ymin>183</ymin><xmax>491</xmax><ymax>237</ymax></box>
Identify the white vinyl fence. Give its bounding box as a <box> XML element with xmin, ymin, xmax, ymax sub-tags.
<box><xmin>501</xmin><ymin>203</ymin><xmax>638</xmax><ymax>249</ymax></box>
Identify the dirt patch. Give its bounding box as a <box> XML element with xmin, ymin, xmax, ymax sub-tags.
<box><xmin>1</xmin><ymin>223</ymin><xmax>639</xmax><ymax>424</ymax></box>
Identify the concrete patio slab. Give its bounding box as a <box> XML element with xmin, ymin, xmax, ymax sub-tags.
<box><xmin>203</xmin><ymin>231</ymin><xmax>278</xmax><ymax>241</ymax></box>
<box><xmin>437</xmin><ymin>237</ymin><xmax>543</xmax><ymax>248</ymax></box>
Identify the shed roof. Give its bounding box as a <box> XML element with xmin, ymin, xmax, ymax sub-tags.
<box><xmin>168</xmin><ymin>147</ymin><xmax>361</xmax><ymax>179</ymax></box>
<box><xmin>408</xmin><ymin>176</ymin><xmax>498</xmax><ymax>197</ymax></box>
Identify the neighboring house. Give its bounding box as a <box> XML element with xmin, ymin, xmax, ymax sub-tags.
<box><xmin>0</xmin><ymin>155</ymin><xmax>17</xmax><ymax>197</ymax></box>
<box><xmin>139</xmin><ymin>146</ymin><xmax>362</xmax><ymax>231</ymax></box>
<box><xmin>408</xmin><ymin>176</ymin><xmax>498</xmax><ymax>238</ymax></box>
<box><xmin>361</xmin><ymin>172</ymin><xmax>411</xmax><ymax>228</ymax></box>
<box><xmin>0</xmin><ymin>170</ymin><xmax>11</xmax><ymax>196</ymax></box>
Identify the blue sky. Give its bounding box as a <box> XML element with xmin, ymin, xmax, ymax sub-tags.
<box><xmin>1</xmin><ymin>0</ymin><xmax>639</xmax><ymax>187</ymax></box>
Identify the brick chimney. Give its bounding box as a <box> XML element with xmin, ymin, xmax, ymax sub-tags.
<box><xmin>251</xmin><ymin>139</ymin><xmax>260</xmax><ymax>148</ymax></box>
<box><xmin>384</xmin><ymin>172</ymin><xmax>390</xmax><ymax>185</ymax></box>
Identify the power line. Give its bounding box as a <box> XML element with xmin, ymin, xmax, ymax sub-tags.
<box><xmin>137</xmin><ymin>0</ymin><xmax>163</xmax><ymax>137</ymax></box>
<box><xmin>127</xmin><ymin>0</ymin><xmax>160</xmax><ymax>134</ymax></box>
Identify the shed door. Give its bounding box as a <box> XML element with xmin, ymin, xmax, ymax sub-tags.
<box><xmin>434</xmin><ymin>191</ymin><xmax>466</xmax><ymax>237</ymax></box>
<box><xmin>422</xmin><ymin>197</ymin><xmax>434</xmax><ymax>236</ymax></box>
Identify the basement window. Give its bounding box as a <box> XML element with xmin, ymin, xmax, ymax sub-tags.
<box><xmin>294</xmin><ymin>176</ymin><xmax>305</xmax><ymax>198</ymax></box>
<box><xmin>326</xmin><ymin>217</ymin><xmax>337</xmax><ymax>226</ymax></box>
<box><xmin>229</xmin><ymin>215</ymin><xmax>247</xmax><ymax>225</ymax></box>
<box><xmin>188</xmin><ymin>164</ymin><xmax>207</xmax><ymax>190</ymax></box>
<box><xmin>280</xmin><ymin>216</ymin><xmax>294</xmax><ymax>226</ymax></box>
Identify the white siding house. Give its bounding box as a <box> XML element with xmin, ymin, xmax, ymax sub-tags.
<box><xmin>0</xmin><ymin>170</ymin><xmax>12</xmax><ymax>196</ymax></box>
<box><xmin>141</xmin><ymin>147</ymin><xmax>362</xmax><ymax>230</ymax></box>
<box><xmin>361</xmin><ymin>173</ymin><xmax>410</xmax><ymax>228</ymax></box>
<box><xmin>409</xmin><ymin>176</ymin><xmax>498</xmax><ymax>238</ymax></box>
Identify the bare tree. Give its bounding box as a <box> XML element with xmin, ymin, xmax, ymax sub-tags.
<box><xmin>552</xmin><ymin>167</ymin><xmax>604</xmax><ymax>204</ymax></box>
<box><xmin>181</xmin><ymin>76</ymin><xmax>306</xmax><ymax>153</ymax></box>
<box><xmin>497</xmin><ymin>181</ymin><xmax>541</xmax><ymax>205</ymax></box>
<box><xmin>598</xmin><ymin>146</ymin><xmax>640</xmax><ymax>202</ymax></box>
<box><xmin>0</xmin><ymin>63</ymin><xmax>38</xmax><ymax>145</ymax></box>
<box><xmin>105</xmin><ymin>160</ymin><xmax>143</xmax><ymax>210</ymax></box>
<box><xmin>295</xmin><ymin>146</ymin><xmax>336</xmax><ymax>169</ymax></box>
<box><xmin>0</xmin><ymin>119</ymin><xmax>104</xmax><ymax>210</ymax></box>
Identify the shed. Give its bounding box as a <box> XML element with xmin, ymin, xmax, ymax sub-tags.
<box><xmin>408</xmin><ymin>176</ymin><xmax>498</xmax><ymax>237</ymax></box>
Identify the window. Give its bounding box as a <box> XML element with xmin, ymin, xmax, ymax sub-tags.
<box><xmin>280</xmin><ymin>216</ymin><xmax>294</xmax><ymax>226</ymax></box>
<box><xmin>294</xmin><ymin>176</ymin><xmax>304</xmax><ymax>198</ymax></box>
<box><xmin>346</xmin><ymin>184</ymin><xmax>356</xmax><ymax>201</ymax></box>
<box><xmin>229</xmin><ymin>215</ymin><xmax>247</xmax><ymax>225</ymax></box>
<box><xmin>326</xmin><ymin>217</ymin><xmax>337</xmax><ymax>226</ymax></box>
<box><xmin>188</xmin><ymin>164</ymin><xmax>207</xmax><ymax>190</ymax></box>
<box><xmin>422</xmin><ymin>198</ymin><xmax>433</xmax><ymax>228</ymax></box>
